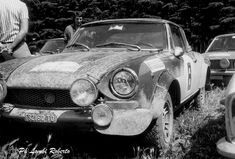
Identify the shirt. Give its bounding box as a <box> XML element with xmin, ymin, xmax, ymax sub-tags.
<box><xmin>0</xmin><ymin>0</ymin><xmax>29</xmax><ymax>43</ymax></box>
<box><xmin>64</xmin><ymin>25</ymin><xmax>76</xmax><ymax>43</ymax></box>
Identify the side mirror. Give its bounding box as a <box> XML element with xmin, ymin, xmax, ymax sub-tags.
<box><xmin>174</xmin><ymin>46</ymin><xmax>184</xmax><ymax>57</ymax></box>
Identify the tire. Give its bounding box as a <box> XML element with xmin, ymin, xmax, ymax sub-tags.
<box><xmin>205</xmin><ymin>71</ymin><xmax>211</xmax><ymax>91</ymax></box>
<box><xmin>144</xmin><ymin>93</ymin><xmax>174</xmax><ymax>150</ymax></box>
<box><xmin>194</xmin><ymin>87</ymin><xmax>205</xmax><ymax>108</ymax></box>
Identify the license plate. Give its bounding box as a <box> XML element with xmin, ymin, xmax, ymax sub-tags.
<box><xmin>24</xmin><ymin>112</ymin><xmax>57</xmax><ymax>123</ymax></box>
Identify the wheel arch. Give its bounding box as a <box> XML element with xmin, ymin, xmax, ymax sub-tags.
<box><xmin>168</xmin><ymin>79</ymin><xmax>181</xmax><ymax>107</ymax></box>
<box><xmin>199</xmin><ymin>64</ymin><xmax>210</xmax><ymax>89</ymax></box>
<box><xmin>150</xmin><ymin>70</ymin><xmax>181</xmax><ymax>118</ymax></box>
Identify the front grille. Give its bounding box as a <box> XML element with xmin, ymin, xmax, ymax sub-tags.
<box><xmin>210</xmin><ymin>59</ymin><xmax>235</xmax><ymax>70</ymax></box>
<box><xmin>5</xmin><ymin>88</ymin><xmax>78</xmax><ymax>109</ymax></box>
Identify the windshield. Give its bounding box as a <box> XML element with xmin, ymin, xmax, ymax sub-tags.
<box><xmin>40</xmin><ymin>39</ymin><xmax>66</xmax><ymax>54</ymax></box>
<box><xmin>207</xmin><ymin>35</ymin><xmax>235</xmax><ymax>52</ymax></box>
<box><xmin>66</xmin><ymin>23</ymin><xmax>167</xmax><ymax>50</ymax></box>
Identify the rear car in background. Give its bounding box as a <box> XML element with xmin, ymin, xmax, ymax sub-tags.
<box><xmin>217</xmin><ymin>74</ymin><xmax>235</xmax><ymax>158</ymax></box>
<box><xmin>204</xmin><ymin>33</ymin><xmax>235</xmax><ymax>85</ymax></box>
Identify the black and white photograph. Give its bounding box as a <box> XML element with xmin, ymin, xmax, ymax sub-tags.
<box><xmin>0</xmin><ymin>0</ymin><xmax>235</xmax><ymax>158</ymax></box>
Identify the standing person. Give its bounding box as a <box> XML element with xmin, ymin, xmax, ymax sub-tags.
<box><xmin>64</xmin><ymin>12</ymin><xmax>83</xmax><ymax>44</ymax></box>
<box><xmin>0</xmin><ymin>0</ymin><xmax>31</xmax><ymax>61</ymax></box>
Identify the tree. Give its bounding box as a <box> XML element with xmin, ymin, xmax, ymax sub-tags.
<box><xmin>22</xmin><ymin>0</ymin><xmax>235</xmax><ymax>53</ymax></box>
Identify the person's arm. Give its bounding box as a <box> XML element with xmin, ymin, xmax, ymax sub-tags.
<box><xmin>7</xmin><ymin>3</ymin><xmax>29</xmax><ymax>54</ymax></box>
<box><xmin>8</xmin><ymin>18</ymin><xmax>28</xmax><ymax>52</ymax></box>
<box><xmin>64</xmin><ymin>26</ymin><xmax>71</xmax><ymax>44</ymax></box>
<box><xmin>64</xmin><ymin>28</ymin><xmax>69</xmax><ymax>44</ymax></box>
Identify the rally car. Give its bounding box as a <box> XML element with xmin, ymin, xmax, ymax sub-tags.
<box><xmin>204</xmin><ymin>33</ymin><xmax>235</xmax><ymax>85</ymax></box>
<box><xmin>0</xmin><ymin>18</ymin><xmax>210</xmax><ymax>150</ymax></box>
<box><xmin>217</xmin><ymin>74</ymin><xmax>235</xmax><ymax>158</ymax></box>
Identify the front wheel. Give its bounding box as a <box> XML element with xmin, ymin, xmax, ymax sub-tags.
<box><xmin>194</xmin><ymin>87</ymin><xmax>206</xmax><ymax>109</ymax></box>
<box><xmin>144</xmin><ymin>93</ymin><xmax>174</xmax><ymax>150</ymax></box>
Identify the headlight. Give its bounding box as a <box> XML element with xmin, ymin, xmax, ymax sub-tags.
<box><xmin>92</xmin><ymin>104</ymin><xmax>113</xmax><ymax>127</ymax></box>
<box><xmin>220</xmin><ymin>58</ymin><xmax>230</xmax><ymax>69</ymax></box>
<box><xmin>0</xmin><ymin>80</ymin><xmax>7</xmax><ymax>102</ymax></box>
<box><xmin>70</xmin><ymin>78</ymin><xmax>98</xmax><ymax>107</ymax></box>
<box><xmin>110</xmin><ymin>68</ymin><xmax>138</xmax><ymax>98</ymax></box>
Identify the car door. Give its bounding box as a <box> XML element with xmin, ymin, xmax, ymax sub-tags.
<box><xmin>180</xmin><ymin>28</ymin><xmax>202</xmax><ymax>94</ymax></box>
<box><xmin>169</xmin><ymin>24</ymin><xmax>199</xmax><ymax>102</ymax></box>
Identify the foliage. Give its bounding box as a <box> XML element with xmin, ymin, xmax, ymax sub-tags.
<box><xmin>160</xmin><ymin>87</ymin><xmax>226</xmax><ymax>159</ymax></box>
<box><xmin>21</xmin><ymin>0</ymin><xmax>235</xmax><ymax>53</ymax></box>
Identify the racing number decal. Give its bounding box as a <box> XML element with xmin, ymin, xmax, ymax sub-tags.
<box><xmin>187</xmin><ymin>63</ymin><xmax>192</xmax><ymax>90</ymax></box>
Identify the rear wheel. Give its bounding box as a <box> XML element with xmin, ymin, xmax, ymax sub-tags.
<box><xmin>205</xmin><ymin>69</ymin><xmax>211</xmax><ymax>91</ymax></box>
<box><xmin>144</xmin><ymin>93</ymin><xmax>174</xmax><ymax>150</ymax></box>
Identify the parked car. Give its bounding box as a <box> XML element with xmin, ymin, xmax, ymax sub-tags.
<box><xmin>37</xmin><ymin>38</ymin><xmax>66</xmax><ymax>55</ymax></box>
<box><xmin>0</xmin><ymin>18</ymin><xmax>210</xmax><ymax>152</ymax></box>
<box><xmin>217</xmin><ymin>74</ymin><xmax>235</xmax><ymax>158</ymax></box>
<box><xmin>204</xmin><ymin>33</ymin><xmax>235</xmax><ymax>85</ymax></box>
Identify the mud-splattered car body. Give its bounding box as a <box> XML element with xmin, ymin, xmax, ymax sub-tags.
<box><xmin>217</xmin><ymin>74</ymin><xmax>235</xmax><ymax>158</ymax></box>
<box><xmin>204</xmin><ymin>33</ymin><xmax>235</xmax><ymax>85</ymax></box>
<box><xmin>0</xmin><ymin>18</ymin><xmax>209</xmax><ymax>147</ymax></box>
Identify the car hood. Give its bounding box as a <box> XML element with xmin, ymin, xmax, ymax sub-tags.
<box><xmin>3</xmin><ymin>50</ymin><xmax>151</xmax><ymax>89</ymax></box>
<box><xmin>204</xmin><ymin>51</ymin><xmax>235</xmax><ymax>60</ymax></box>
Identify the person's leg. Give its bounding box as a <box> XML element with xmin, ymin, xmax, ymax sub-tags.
<box><xmin>12</xmin><ymin>42</ymin><xmax>31</xmax><ymax>58</ymax></box>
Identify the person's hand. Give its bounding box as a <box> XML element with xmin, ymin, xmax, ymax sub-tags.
<box><xmin>0</xmin><ymin>44</ymin><xmax>13</xmax><ymax>54</ymax></box>
<box><xmin>6</xmin><ymin>47</ymin><xmax>13</xmax><ymax>54</ymax></box>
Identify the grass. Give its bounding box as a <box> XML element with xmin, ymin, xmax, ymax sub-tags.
<box><xmin>161</xmin><ymin>87</ymin><xmax>226</xmax><ymax>159</ymax></box>
<box><xmin>0</xmin><ymin>87</ymin><xmax>228</xmax><ymax>159</ymax></box>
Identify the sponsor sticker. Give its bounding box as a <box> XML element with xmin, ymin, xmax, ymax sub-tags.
<box><xmin>144</xmin><ymin>58</ymin><xmax>165</xmax><ymax>74</ymax></box>
<box><xmin>108</xmin><ymin>25</ymin><xmax>124</xmax><ymax>31</ymax></box>
<box><xmin>30</xmin><ymin>61</ymin><xmax>82</xmax><ymax>72</ymax></box>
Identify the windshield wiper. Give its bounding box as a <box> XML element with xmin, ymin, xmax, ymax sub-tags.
<box><xmin>40</xmin><ymin>50</ymin><xmax>56</xmax><ymax>54</ymax></box>
<box><xmin>149</xmin><ymin>48</ymin><xmax>164</xmax><ymax>53</ymax></box>
<box><xmin>96</xmin><ymin>42</ymin><xmax>141</xmax><ymax>51</ymax></box>
<box><xmin>128</xmin><ymin>47</ymin><xmax>163</xmax><ymax>53</ymax></box>
<box><xmin>208</xmin><ymin>48</ymin><xmax>224</xmax><ymax>52</ymax></box>
<box><xmin>66</xmin><ymin>42</ymin><xmax>90</xmax><ymax>51</ymax></box>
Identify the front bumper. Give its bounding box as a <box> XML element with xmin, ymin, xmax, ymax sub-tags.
<box><xmin>217</xmin><ymin>137</ymin><xmax>235</xmax><ymax>158</ymax></box>
<box><xmin>210</xmin><ymin>70</ymin><xmax>234</xmax><ymax>80</ymax></box>
<box><xmin>0</xmin><ymin>102</ymin><xmax>153</xmax><ymax>136</ymax></box>
<box><xmin>0</xmin><ymin>107</ymin><xmax>94</xmax><ymax>131</ymax></box>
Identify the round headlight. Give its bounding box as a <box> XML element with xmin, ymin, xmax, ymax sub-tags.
<box><xmin>220</xmin><ymin>58</ymin><xmax>230</xmax><ymax>69</ymax></box>
<box><xmin>0</xmin><ymin>80</ymin><xmax>7</xmax><ymax>101</ymax></box>
<box><xmin>110</xmin><ymin>68</ymin><xmax>138</xmax><ymax>98</ymax></box>
<box><xmin>92</xmin><ymin>104</ymin><xmax>113</xmax><ymax>127</ymax></box>
<box><xmin>70</xmin><ymin>78</ymin><xmax>98</xmax><ymax>107</ymax></box>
